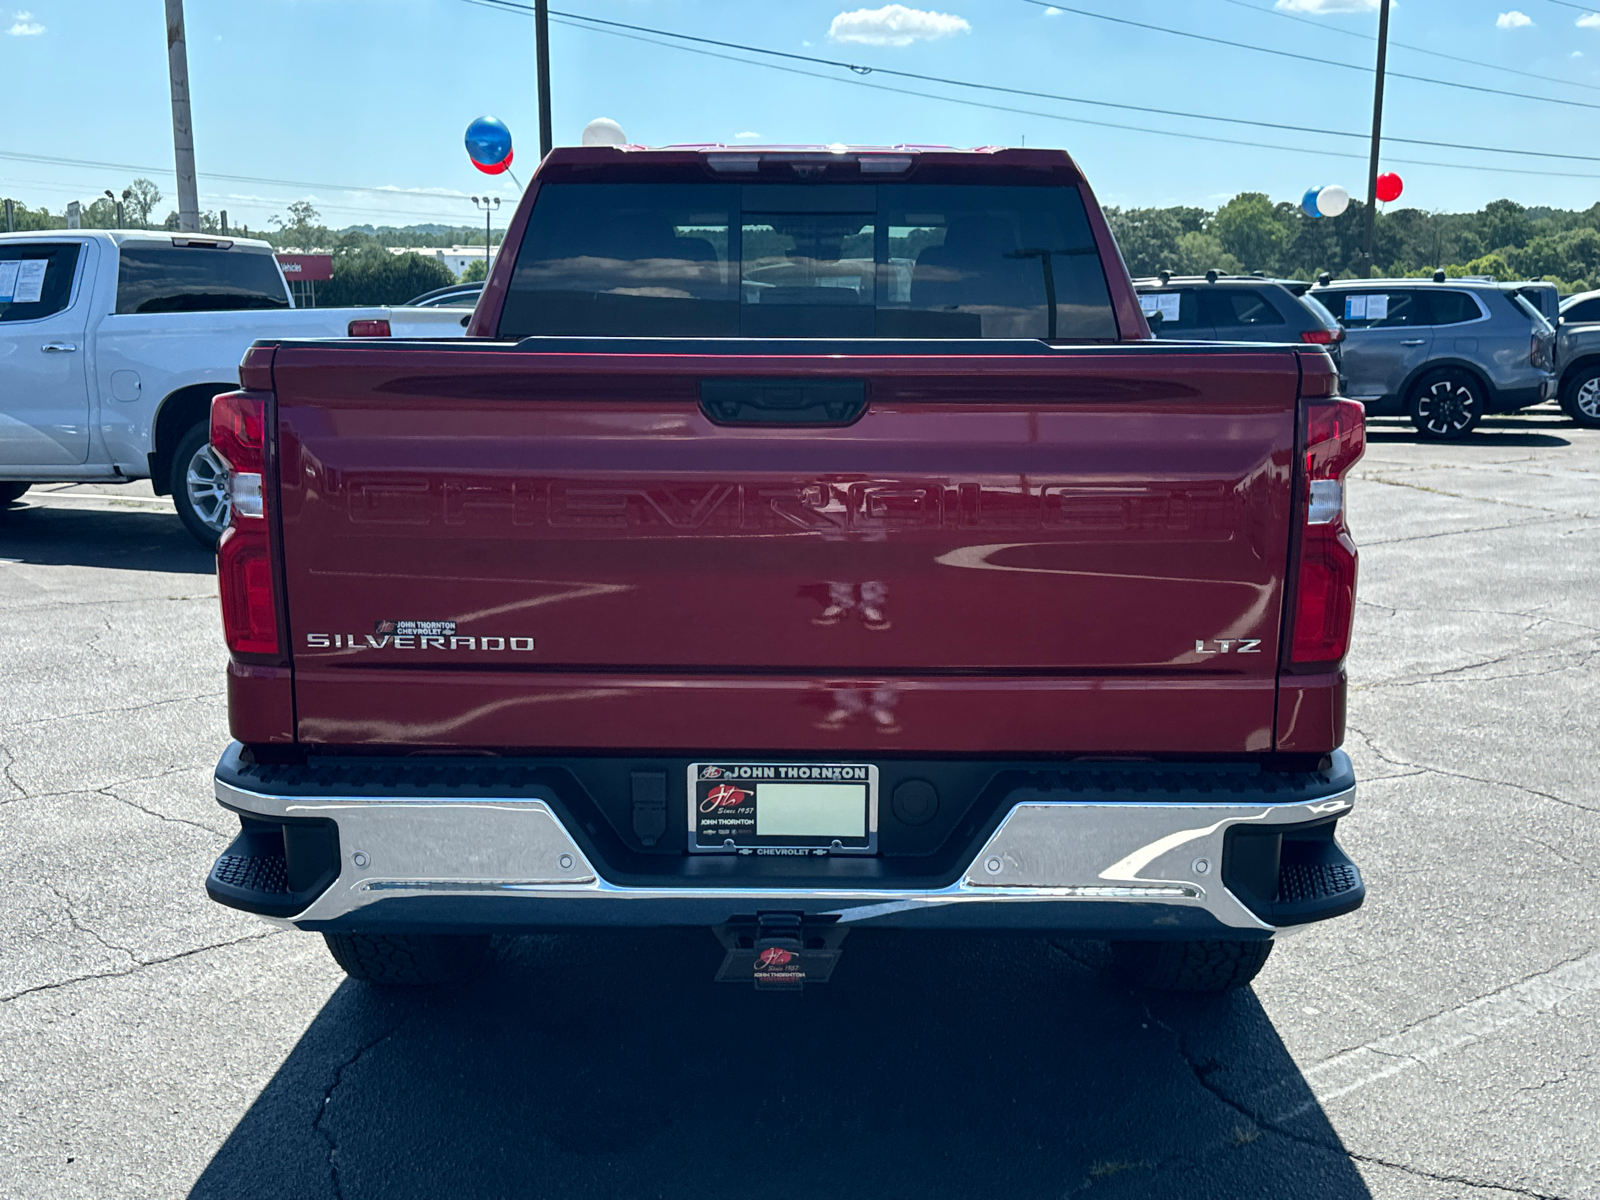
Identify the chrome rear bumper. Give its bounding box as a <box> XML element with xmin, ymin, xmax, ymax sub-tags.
<box><xmin>212</xmin><ymin>770</ymin><xmax>1357</xmax><ymax>934</ymax></box>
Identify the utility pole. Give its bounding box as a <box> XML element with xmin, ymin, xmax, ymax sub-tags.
<box><xmin>1360</xmin><ymin>0</ymin><xmax>1392</xmax><ymax>279</ymax></box>
<box><xmin>535</xmin><ymin>0</ymin><xmax>553</xmax><ymax>158</ymax></box>
<box><xmin>165</xmin><ymin>0</ymin><xmax>201</xmax><ymax>233</ymax></box>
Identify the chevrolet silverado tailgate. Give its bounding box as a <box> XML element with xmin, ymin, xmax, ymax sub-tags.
<box><xmin>273</xmin><ymin>340</ymin><xmax>1299</xmax><ymax>753</ymax></box>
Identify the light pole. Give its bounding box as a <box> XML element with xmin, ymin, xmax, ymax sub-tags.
<box><xmin>103</xmin><ymin>188</ymin><xmax>130</xmax><ymax>229</ymax></box>
<box><xmin>471</xmin><ymin>196</ymin><xmax>501</xmax><ymax>273</ymax></box>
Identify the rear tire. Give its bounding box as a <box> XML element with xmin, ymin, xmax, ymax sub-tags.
<box><xmin>322</xmin><ymin>932</ymin><xmax>492</xmax><ymax>986</ymax></box>
<box><xmin>1110</xmin><ymin>938</ymin><xmax>1273</xmax><ymax>993</ymax></box>
<box><xmin>1407</xmin><ymin>369</ymin><xmax>1484</xmax><ymax>440</ymax></box>
<box><xmin>1559</xmin><ymin>365</ymin><xmax>1600</xmax><ymax>428</ymax></box>
<box><xmin>170</xmin><ymin>423</ymin><xmax>230</xmax><ymax>550</ymax></box>
<box><xmin>0</xmin><ymin>482</ymin><xmax>29</xmax><ymax>505</ymax></box>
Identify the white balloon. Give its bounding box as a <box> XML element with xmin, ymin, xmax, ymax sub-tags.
<box><xmin>1316</xmin><ymin>184</ymin><xmax>1350</xmax><ymax>218</ymax></box>
<box><xmin>581</xmin><ymin>118</ymin><xmax>627</xmax><ymax>147</ymax></box>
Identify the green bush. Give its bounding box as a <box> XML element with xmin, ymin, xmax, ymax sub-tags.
<box><xmin>315</xmin><ymin>247</ymin><xmax>454</xmax><ymax>307</ymax></box>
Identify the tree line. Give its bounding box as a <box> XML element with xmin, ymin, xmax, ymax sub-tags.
<box><xmin>1</xmin><ymin>187</ymin><xmax>507</xmax><ymax>304</ymax></box>
<box><xmin>1106</xmin><ymin>194</ymin><xmax>1600</xmax><ymax>293</ymax></box>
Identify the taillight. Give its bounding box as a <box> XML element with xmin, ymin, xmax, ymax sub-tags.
<box><xmin>211</xmin><ymin>389</ymin><xmax>282</xmax><ymax>658</ymax></box>
<box><xmin>1289</xmin><ymin>399</ymin><xmax>1365</xmax><ymax>666</ymax></box>
<box><xmin>1300</xmin><ymin>328</ymin><xmax>1342</xmax><ymax>345</ymax></box>
<box><xmin>348</xmin><ymin>318</ymin><xmax>390</xmax><ymax>337</ymax></box>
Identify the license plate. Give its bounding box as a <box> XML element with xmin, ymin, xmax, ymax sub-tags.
<box><xmin>687</xmin><ymin>762</ymin><xmax>878</xmax><ymax>855</ymax></box>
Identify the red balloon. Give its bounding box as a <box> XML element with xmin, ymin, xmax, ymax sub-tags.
<box><xmin>1375</xmin><ymin>172</ymin><xmax>1403</xmax><ymax>203</ymax></box>
<box><xmin>472</xmin><ymin>148</ymin><xmax>513</xmax><ymax>176</ymax></box>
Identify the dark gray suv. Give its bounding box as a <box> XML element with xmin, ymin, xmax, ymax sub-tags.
<box><xmin>1311</xmin><ymin>279</ymin><xmax>1556</xmax><ymax>440</ymax></box>
<box><xmin>1133</xmin><ymin>275</ymin><xmax>1344</xmax><ymax>371</ymax></box>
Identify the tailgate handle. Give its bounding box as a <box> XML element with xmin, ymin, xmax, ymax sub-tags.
<box><xmin>699</xmin><ymin>379</ymin><xmax>867</xmax><ymax>426</ymax></box>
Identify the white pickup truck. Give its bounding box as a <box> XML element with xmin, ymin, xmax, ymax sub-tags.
<box><xmin>0</xmin><ymin>230</ymin><xmax>467</xmax><ymax>545</ymax></box>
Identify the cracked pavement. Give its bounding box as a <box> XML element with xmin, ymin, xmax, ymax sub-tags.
<box><xmin>2</xmin><ymin>412</ymin><xmax>1598</xmax><ymax>1199</ymax></box>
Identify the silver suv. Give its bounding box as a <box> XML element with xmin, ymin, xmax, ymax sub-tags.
<box><xmin>1311</xmin><ymin>279</ymin><xmax>1557</xmax><ymax>439</ymax></box>
<box><xmin>1555</xmin><ymin>289</ymin><xmax>1600</xmax><ymax>428</ymax></box>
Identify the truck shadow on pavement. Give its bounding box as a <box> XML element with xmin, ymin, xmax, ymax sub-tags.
<box><xmin>189</xmin><ymin>930</ymin><xmax>1371</xmax><ymax>1200</ymax></box>
<box><xmin>0</xmin><ymin>501</ymin><xmax>214</xmax><ymax>574</ymax></box>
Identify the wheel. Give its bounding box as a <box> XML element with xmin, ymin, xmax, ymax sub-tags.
<box><xmin>169</xmin><ymin>423</ymin><xmax>231</xmax><ymax>549</ymax></box>
<box><xmin>1559</xmin><ymin>365</ymin><xmax>1600</xmax><ymax>428</ymax></box>
<box><xmin>0</xmin><ymin>482</ymin><xmax>29</xmax><ymax>505</ymax></box>
<box><xmin>1407</xmin><ymin>369</ymin><xmax>1484</xmax><ymax>440</ymax></box>
<box><xmin>322</xmin><ymin>932</ymin><xmax>492</xmax><ymax>986</ymax></box>
<box><xmin>1110</xmin><ymin>938</ymin><xmax>1273</xmax><ymax>993</ymax></box>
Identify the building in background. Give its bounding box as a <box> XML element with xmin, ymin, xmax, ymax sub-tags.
<box><xmin>388</xmin><ymin>245</ymin><xmax>496</xmax><ymax>279</ymax></box>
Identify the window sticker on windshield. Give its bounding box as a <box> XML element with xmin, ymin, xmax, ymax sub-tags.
<box><xmin>1344</xmin><ymin>295</ymin><xmax>1366</xmax><ymax>321</ymax></box>
<box><xmin>1139</xmin><ymin>293</ymin><xmax>1180</xmax><ymax>322</ymax></box>
<box><xmin>1366</xmin><ymin>293</ymin><xmax>1389</xmax><ymax>321</ymax></box>
<box><xmin>0</xmin><ymin>261</ymin><xmax>17</xmax><ymax>303</ymax></box>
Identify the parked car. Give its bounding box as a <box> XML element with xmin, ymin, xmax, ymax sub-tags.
<box><xmin>1554</xmin><ymin>288</ymin><xmax>1600</xmax><ymax>428</ymax></box>
<box><xmin>1310</xmin><ymin>278</ymin><xmax>1556</xmax><ymax>439</ymax></box>
<box><xmin>0</xmin><ymin>230</ymin><xmax>468</xmax><ymax>545</ymax></box>
<box><xmin>1132</xmin><ymin>273</ymin><xmax>1344</xmax><ymax>371</ymax></box>
<box><xmin>203</xmin><ymin>144</ymin><xmax>1366</xmax><ymax>997</ymax></box>
<box><xmin>406</xmin><ymin>282</ymin><xmax>484</xmax><ymax>309</ymax></box>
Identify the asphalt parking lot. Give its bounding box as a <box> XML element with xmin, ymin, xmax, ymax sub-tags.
<box><xmin>2</xmin><ymin>407</ymin><xmax>1597</xmax><ymax>1200</ymax></box>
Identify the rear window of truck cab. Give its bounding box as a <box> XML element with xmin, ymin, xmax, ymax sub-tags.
<box><xmin>115</xmin><ymin>243</ymin><xmax>290</xmax><ymax>315</ymax></box>
<box><xmin>497</xmin><ymin>182</ymin><xmax>1118</xmax><ymax>340</ymax></box>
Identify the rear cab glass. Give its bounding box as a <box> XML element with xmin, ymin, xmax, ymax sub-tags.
<box><xmin>497</xmin><ymin>182</ymin><xmax>1117</xmax><ymax>340</ymax></box>
<box><xmin>116</xmin><ymin>243</ymin><xmax>290</xmax><ymax>314</ymax></box>
<box><xmin>0</xmin><ymin>241</ymin><xmax>84</xmax><ymax>323</ymax></box>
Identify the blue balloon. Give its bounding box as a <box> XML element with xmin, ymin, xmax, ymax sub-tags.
<box><xmin>465</xmin><ymin>116</ymin><xmax>513</xmax><ymax>168</ymax></box>
<box><xmin>1302</xmin><ymin>187</ymin><xmax>1324</xmax><ymax>219</ymax></box>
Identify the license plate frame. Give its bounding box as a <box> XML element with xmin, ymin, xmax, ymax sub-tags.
<box><xmin>687</xmin><ymin>762</ymin><xmax>878</xmax><ymax>856</ymax></box>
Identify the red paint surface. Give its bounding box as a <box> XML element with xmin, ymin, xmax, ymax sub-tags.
<box><xmin>227</xmin><ymin>661</ymin><xmax>294</xmax><ymax>744</ymax></box>
<box><xmin>263</xmin><ymin>346</ymin><xmax>1326</xmax><ymax>754</ymax></box>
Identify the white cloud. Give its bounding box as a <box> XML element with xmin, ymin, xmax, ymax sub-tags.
<box><xmin>7</xmin><ymin>10</ymin><xmax>45</xmax><ymax>35</ymax></box>
<box><xmin>734</xmin><ymin>131</ymin><xmax>761</xmax><ymax>140</ymax></box>
<box><xmin>1274</xmin><ymin>0</ymin><xmax>1382</xmax><ymax>12</ymax></box>
<box><xmin>828</xmin><ymin>5</ymin><xmax>970</xmax><ymax>47</ymax></box>
<box><xmin>1575</xmin><ymin>49</ymin><xmax>1586</xmax><ymax>56</ymax></box>
<box><xmin>1495</xmin><ymin>10</ymin><xmax>1532</xmax><ymax>28</ymax></box>
<box><xmin>1043</xmin><ymin>5</ymin><xmax>1062</xmax><ymax>13</ymax></box>
<box><xmin>1579</xmin><ymin>12</ymin><xmax>1600</xmax><ymax>27</ymax></box>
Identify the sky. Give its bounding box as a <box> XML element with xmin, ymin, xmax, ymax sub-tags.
<box><xmin>3</xmin><ymin>0</ymin><xmax>1600</xmax><ymax>233</ymax></box>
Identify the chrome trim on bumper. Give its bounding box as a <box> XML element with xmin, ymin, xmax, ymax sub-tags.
<box><xmin>214</xmin><ymin>777</ymin><xmax>1355</xmax><ymax>932</ymax></box>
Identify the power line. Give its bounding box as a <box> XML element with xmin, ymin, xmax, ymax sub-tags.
<box><xmin>0</xmin><ymin>149</ymin><xmax>495</xmax><ymax>205</ymax></box>
<box><xmin>465</xmin><ymin>1</ymin><xmax>1600</xmax><ymax>180</ymax></box>
<box><xmin>1217</xmin><ymin>0</ymin><xmax>1600</xmax><ymax>94</ymax></box>
<box><xmin>1025</xmin><ymin>2</ymin><xmax>1600</xmax><ymax>114</ymax></box>
<box><xmin>460</xmin><ymin>0</ymin><xmax>1600</xmax><ymax>169</ymax></box>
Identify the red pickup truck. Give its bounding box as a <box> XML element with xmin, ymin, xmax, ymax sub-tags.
<box><xmin>204</xmin><ymin>145</ymin><xmax>1365</xmax><ymax>994</ymax></box>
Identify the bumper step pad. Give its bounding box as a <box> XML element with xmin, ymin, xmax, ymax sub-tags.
<box><xmin>1269</xmin><ymin>840</ymin><xmax>1364</xmax><ymax>926</ymax></box>
<box><xmin>206</xmin><ymin>816</ymin><xmax>341</xmax><ymax>919</ymax></box>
